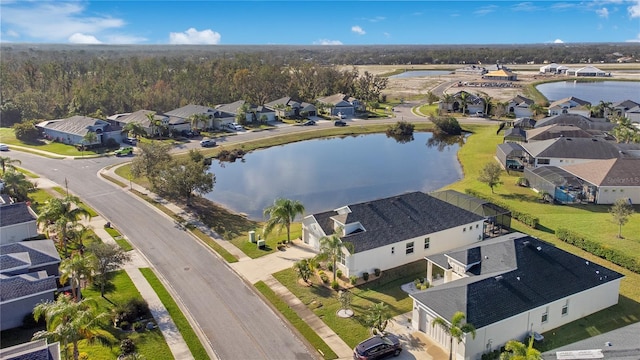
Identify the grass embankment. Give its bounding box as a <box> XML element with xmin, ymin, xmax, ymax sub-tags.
<box><xmin>104</xmin><ymin>226</ymin><xmax>135</xmax><ymax>251</ymax></box>
<box><xmin>139</xmin><ymin>268</ymin><xmax>210</xmax><ymax>360</ymax></box>
<box><xmin>254</xmin><ymin>281</ymin><xmax>338</xmax><ymax>360</ymax></box>
<box><xmin>229</xmin><ymin>223</ymin><xmax>302</xmax><ymax>259</ymax></box>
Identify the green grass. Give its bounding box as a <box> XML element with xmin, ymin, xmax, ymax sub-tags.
<box><xmin>191</xmin><ymin>228</ymin><xmax>238</xmax><ymax>263</ymax></box>
<box><xmin>229</xmin><ymin>223</ymin><xmax>302</xmax><ymax>259</ymax></box>
<box><xmin>15</xmin><ymin>167</ymin><xmax>39</xmax><ymax>178</ymax></box>
<box><xmin>255</xmin><ymin>281</ymin><xmax>338</xmax><ymax>360</ymax></box>
<box><xmin>139</xmin><ymin>268</ymin><xmax>210</xmax><ymax>360</ymax></box>
<box><xmin>415</xmin><ymin>103</ymin><xmax>439</xmax><ymax>117</ymax></box>
<box><xmin>273</xmin><ymin>266</ymin><xmax>421</xmax><ymax>348</ymax></box>
<box><xmin>28</xmin><ymin>188</ymin><xmax>53</xmax><ymax>214</ymax></box>
<box><xmin>104</xmin><ymin>226</ymin><xmax>135</xmax><ymax>251</ymax></box>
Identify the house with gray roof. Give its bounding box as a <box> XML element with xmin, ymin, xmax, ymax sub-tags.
<box><xmin>559</xmin><ymin>158</ymin><xmax>640</xmax><ymax>204</ymax></box>
<box><xmin>110</xmin><ymin>109</ymin><xmax>170</xmax><ymax>137</ymax></box>
<box><xmin>439</xmin><ymin>91</ymin><xmax>485</xmax><ymax>115</ymax></box>
<box><xmin>164</xmin><ymin>104</ymin><xmax>223</xmax><ymax>130</ymax></box>
<box><xmin>264</xmin><ymin>97</ymin><xmax>317</xmax><ymax>119</ymax></box>
<box><xmin>507</xmin><ymin>95</ymin><xmax>534</xmax><ymax>118</ymax></box>
<box><xmin>37</xmin><ymin>116</ymin><xmax>121</xmax><ymax>147</ymax></box>
<box><xmin>1</xmin><ymin>239</ymin><xmax>60</xmax><ymax>330</ymax></box>
<box><xmin>0</xmin><ymin>339</ymin><xmax>61</xmax><ymax>360</ymax></box>
<box><xmin>216</xmin><ymin>100</ymin><xmax>276</xmax><ymax>124</ymax></box>
<box><xmin>0</xmin><ymin>202</ymin><xmax>39</xmax><ymax>245</ymax></box>
<box><xmin>612</xmin><ymin>100</ymin><xmax>639</xmax><ymax>118</ymax></box>
<box><xmin>301</xmin><ymin>192</ymin><xmax>485</xmax><ymax>278</ymax></box>
<box><xmin>525</xmin><ymin>124</ymin><xmax>594</xmax><ymax>142</ymax></box>
<box><xmin>520</xmin><ymin>137</ymin><xmax>623</xmax><ymax>168</ymax></box>
<box><xmin>547</xmin><ymin>97</ymin><xmax>591</xmax><ymax>117</ymax></box>
<box><xmin>410</xmin><ymin>232</ymin><xmax>623</xmax><ymax>360</ymax></box>
<box><xmin>316</xmin><ymin>93</ymin><xmax>363</xmax><ymax>117</ymax></box>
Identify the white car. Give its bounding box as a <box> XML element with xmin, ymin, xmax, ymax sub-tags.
<box><xmin>0</xmin><ymin>144</ymin><xmax>9</xmax><ymax>151</ymax></box>
<box><xmin>226</xmin><ymin>123</ymin><xmax>243</xmax><ymax>131</ymax></box>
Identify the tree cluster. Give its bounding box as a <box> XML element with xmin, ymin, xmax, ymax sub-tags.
<box><xmin>430</xmin><ymin>115</ymin><xmax>462</xmax><ymax>135</ymax></box>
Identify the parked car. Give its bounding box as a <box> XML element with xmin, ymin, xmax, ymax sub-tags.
<box><xmin>0</xmin><ymin>143</ymin><xmax>9</xmax><ymax>151</ymax></box>
<box><xmin>181</xmin><ymin>130</ymin><xmax>195</xmax><ymax>138</ymax></box>
<box><xmin>200</xmin><ymin>139</ymin><xmax>216</xmax><ymax>147</ymax></box>
<box><xmin>334</xmin><ymin>120</ymin><xmax>347</xmax><ymax>127</ymax></box>
<box><xmin>474</xmin><ymin>111</ymin><xmax>485</xmax><ymax>117</ymax></box>
<box><xmin>302</xmin><ymin>120</ymin><xmax>316</xmax><ymax>126</ymax></box>
<box><xmin>123</xmin><ymin>137</ymin><xmax>137</xmax><ymax>145</ymax></box>
<box><xmin>225</xmin><ymin>123</ymin><xmax>243</xmax><ymax>131</ymax></box>
<box><xmin>114</xmin><ymin>146</ymin><xmax>133</xmax><ymax>157</ymax></box>
<box><xmin>337</xmin><ymin>112</ymin><xmax>347</xmax><ymax>119</ymax></box>
<box><xmin>353</xmin><ymin>334</ymin><xmax>401</xmax><ymax>360</ymax></box>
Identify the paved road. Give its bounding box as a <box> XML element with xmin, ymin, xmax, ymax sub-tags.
<box><xmin>10</xmin><ymin>152</ymin><xmax>315</xmax><ymax>360</ymax></box>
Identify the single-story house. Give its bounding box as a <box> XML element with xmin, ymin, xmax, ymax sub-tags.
<box><xmin>37</xmin><ymin>116</ymin><xmax>121</xmax><ymax>146</ymax></box>
<box><xmin>625</xmin><ymin>105</ymin><xmax>640</xmax><ymax>125</ymax></box>
<box><xmin>507</xmin><ymin>96</ymin><xmax>534</xmax><ymax>118</ymax></box>
<box><xmin>411</xmin><ymin>233</ymin><xmax>623</xmax><ymax>360</ymax></box>
<box><xmin>534</xmin><ymin>113</ymin><xmax>615</xmax><ymax>132</ymax></box>
<box><xmin>560</xmin><ymin>158</ymin><xmax>640</xmax><ymax>204</ymax></box>
<box><xmin>264</xmin><ymin>97</ymin><xmax>317</xmax><ymax>119</ymax></box>
<box><xmin>439</xmin><ymin>91</ymin><xmax>485</xmax><ymax>115</ymax></box>
<box><xmin>301</xmin><ymin>192</ymin><xmax>485</xmax><ymax>278</ymax></box>
<box><xmin>215</xmin><ymin>100</ymin><xmax>276</xmax><ymax>124</ymax></box>
<box><xmin>547</xmin><ymin>97</ymin><xmax>591</xmax><ymax>117</ymax></box>
<box><xmin>525</xmin><ymin>124</ymin><xmax>594</xmax><ymax>142</ymax></box>
<box><xmin>164</xmin><ymin>104</ymin><xmax>221</xmax><ymax>130</ymax></box>
<box><xmin>0</xmin><ymin>202</ymin><xmax>38</xmax><ymax>245</ymax></box>
<box><xmin>502</xmin><ymin>127</ymin><xmax>526</xmax><ymax>143</ymax></box>
<box><xmin>612</xmin><ymin>100</ymin><xmax>640</xmax><ymax>118</ymax></box>
<box><xmin>316</xmin><ymin>93</ymin><xmax>364</xmax><ymax>117</ymax></box>
<box><xmin>1</xmin><ymin>239</ymin><xmax>60</xmax><ymax>330</ymax></box>
<box><xmin>539</xmin><ymin>63</ymin><xmax>569</xmax><ymax>74</ymax></box>
<box><xmin>110</xmin><ymin>109</ymin><xmax>169</xmax><ymax>137</ymax></box>
<box><xmin>512</xmin><ymin>117</ymin><xmax>536</xmax><ymax>130</ymax></box>
<box><xmin>455</xmin><ymin>65</ymin><xmax>487</xmax><ymax>75</ymax></box>
<box><xmin>566</xmin><ymin>66</ymin><xmax>608</xmax><ymax>77</ymax></box>
<box><xmin>0</xmin><ymin>339</ymin><xmax>61</xmax><ymax>360</ymax></box>
<box><xmin>482</xmin><ymin>69</ymin><xmax>517</xmax><ymax>81</ymax></box>
<box><xmin>520</xmin><ymin>137</ymin><xmax>622</xmax><ymax>168</ymax></box>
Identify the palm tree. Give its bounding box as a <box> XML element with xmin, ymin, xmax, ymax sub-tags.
<box><xmin>529</xmin><ymin>103</ymin><xmax>544</xmax><ymax>118</ymax></box>
<box><xmin>262</xmin><ymin>198</ymin><xmax>305</xmax><ymax>244</ymax></box>
<box><xmin>459</xmin><ymin>92</ymin><xmax>469</xmax><ymax>115</ymax></box>
<box><xmin>33</xmin><ymin>294</ymin><xmax>116</xmax><ymax>360</ymax></box>
<box><xmin>60</xmin><ymin>253</ymin><xmax>96</xmax><ymax>301</ymax></box>
<box><xmin>188</xmin><ymin>113</ymin><xmax>209</xmax><ymax>132</ymax></box>
<box><xmin>0</xmin><ymin>156</ymin><xmax>21</xmax><ymax>173</ymax></box>
<box><xmin>293</xmin><ymin>259</ymin><xmax>314</xmax><ymax>283</ymax></box>
<box><xmin>477</xmin><ymin>93</ymin><xmax>492</xmax><ymax>117</ymax></box>
<box><xmin>442</xmin><ymin>94</ymin><xmax>454</xmax><ymax>114</ymax></box>
<box><xmin>432</xmin><ymin>311</ymin><xmax>476</xmax><ymax>360</ymax></box>
<box><xmin>500</xmin><ymin>336</ymin><xmax>541</xmax><ymax>360</ymax></box>
<box><xmin>365</xmin><ymin>302</ymin><xmax>392</xmax><ymax>334</ymax></box>
<box><xmin>67</xmin><ymin>223</ymin><xmax>98</xmax><ymax>255</ymax></box>
<box><xmin>316</xmin><ymin>227</ymin><xmax>354</xmax><ymax>283</ymax></box>
<box><xmin>37</xmin><ymin>195</ymin><xmax>90</xmax><ymax>257</ymax></box>
<box><xmin>1</xmin><ymin>169</ymin><xmax>34</xmax><ymax>202</ymax></box>
<box><xmin>122</xmin><ymin>122</ymin><xmax>147</xmax><ymax>139</ymax></box>
<box><xmin>80</xmin><ymin>132</ymin><xmax>97</xmax><ymax>157</ymax></box>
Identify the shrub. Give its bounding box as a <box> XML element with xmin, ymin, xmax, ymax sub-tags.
<box><xmin>362</xmin><ymin>272</ymin><xmax>369</xmax><ymax>281</ymax></box>
<box><xmin>321</xmin><ymin>273</ymin><xmax>330</xmax><ymax>284</ymax></box>
<box><xmin>79</xmin><ymin>353</ymin><xmax>89</xmax><ymax>360</ymax></box>
<box><xmin>331</xmin><ymin>280</ymin><xmax>339</xmax><ymax>290</ymax></box>
<box><xmin>13</xmin><ymin>120</ymin><xmax>40</xmax><ymax>142</ymax></box>
<box><xmin>350</xmin><ymin>275</ymin><xmax>358</xmax><ymax>285</ymax></box>
<box><xmin>336</xmin><ymin>269</ymin><xmax>343</xmax><ymax>278</ymax></box>
<box><xmin>374</xmin><ymin>268</ymin><xmax>381</xmax><ymax>277</ymax></box>
<box><xmin>431</xmin><ymin>116</ymin><xmax>462</xmax><ymax>135</ymax></box>
<box><xmin>120</xmin><ymin>338</ymin><xmax>136</xmax><ymax>355</ymax></box>
<box><xmin>133</xmin><ymin>321</ymin><xmax>145</xmax><ymax>332</ymax></box>
<box><xmin>516</xmin><ymin>177</ymin><xmax>529</xmax><ymax>187</ymax></box>
<box><xmin>114</xmin><ymin>298</ymin><xmax>150</xmax><ymax>324</ymax></box>
<box><xmin>327</xmin><ymin>263</ymin><xmax>333</xmax><ymax>272</ymax></box>
<box><xmin>104</xmin><ymin>138</ymin><xmax>119</xmax><ymax>149</ymax></box>
<box><xmin>119</xmin><ymin>321</ymin><xmax>131</xmax><ymax>331</ymax></box>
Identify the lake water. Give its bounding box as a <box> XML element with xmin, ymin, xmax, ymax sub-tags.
<box><xmin>203</xmin><ymin>132</ymin><xmax>464</xmax><ymax>220</ymax></box>
<box><xmin>389</xmin><ymin>70</ymin><xmax>452</xmax><ymax>78</ymax></box>
<box><xmin>536</xmin><ymin>81</ymin><xmax>640</xmax><ymax>104</ymax></box>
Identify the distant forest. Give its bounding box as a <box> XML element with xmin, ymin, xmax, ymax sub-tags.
<box><xmin>1</xmin><ymin>43</ymin><xmax>638</xmax><ymax>125</ymax></box>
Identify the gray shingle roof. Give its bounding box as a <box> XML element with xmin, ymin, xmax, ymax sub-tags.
<box><xmin>513</xmin><ymin>117</ymin><xmax>536</xmax><ymax>129</ymax></box>
<box><xmin>0</xmin><ymin>240</ymin><xmax>60</xmax><ymax>272</ymax></box>
<box><xmin>534</xmin><ymin>114</ymin><xmax>615</xmax><ymax>131</ymax></box>
<box><xmin>0</xmin><ymin>339</ymin><xmax>60</xmax><ymax>360</ymax></box>
<box><xmin>0</xmin><ymin>271</ymin><xmax>57</xmax><ymax>302</ymax></box>
<box><xmin>413</xmin><ymin>235</ymin><xmax>623</xmax><ymax>329</ymax></box>
<box><xmin>526</xmin><ymin>124</ymin><xmax>593</xmax><ymax>141</ymax></box>
<box><xmin>521</xmin><ymin>137</ymin><xmax>622</xmax><ymax>159</ymax></box>
<box><xmin>0</xmin><ymin>203</ymin><xmax>36</xmax><ymax>227</ymax></box>
<box><xmin>118</xmin><ymin>110</ymin><xmax>165</xmax><ymax>127</ymax></box>
<box><xmin>37</xmin><ymin>116</ymin><xmax>107</xmax><ymax>137</ymax></box>
<box><xmin>164</xmin><ymin>104</ymin><xmax>217</xmax><ymax>119</ymax></box>
<box><xmin>312</xmin><ymin>192</ymin><xmax>485</xmax><ymax>253</ymax></box>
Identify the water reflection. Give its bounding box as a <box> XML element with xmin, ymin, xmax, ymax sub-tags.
<box><xmin>426</xmin><ymin>133</ymin><xmax>466</xmax><ymax>152</ymax></box>
<box><xmin>203</xmin><ymin>132</ymin><xmax>464</xmax><ymax>220</ymax></box>
<box><xmin>386</xmin><ymin>133</ymin><xmax>414</xmax><ymax>144</ymax></box>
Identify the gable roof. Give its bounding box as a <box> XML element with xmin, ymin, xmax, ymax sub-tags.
<box><xmin>526</xmin><ymin>124</ymin><xmax>593</xmax><ymax>141</ymax></box>
<box><xmin>264</xmin><ymin>96</ymin><xmax>298</xmax><ymax>109</ymax></box>
<box><xmin>164</xmin><ymin>104</ymin><xmax>217</xmax><ymax>119</ymax></box>
<box><xmin>0</xmin><ymin>271</ymin><xmax>57</xmax><ymax>302</ymax></box>
<box><xmin>317</xmin><ymin>93</ymin><xmax>355</xmax><ymax>106</ymax></box>
<box><xmin>0</xmin><ymin>202</ymin><xmax>36</xmax><ymax>227</ymax></box>
<box><xmin>504</xmin><ymin>127</ymin><xmax>526</xmax><ymax>139</ymax></box>
<box><xmin>561</xmin><ymin>158</ymin><xmax>640</xmax><ymax>186</ymax></box>
<box><xmin>216</xmin><ymin>100</ymin><xmax>246</xmax><ymax>115</ymax></box>
<box><xmin>534</xmin><ymin>114</ymin><xmax>615</xmax><ymax>131</ymax></box>
<box><xmin>118</xmin><ymin>110</ymin><xmax>165</xmax><ymax>127</ymax></box>
<box><xmin>412</xmin><ymin>234</ymin><xmax>624</xmax><ymax>329</ymax></box>
<box><xmin>548</xmin><ymin>96</ymin><xmax>591</xmax><ymax>109</ymax></box>
<box><xmin>513</xmin><ymin>117</ymin><xmax>537</xmax><ymax>128</ymax></box>
<box><xmin>451</xmin><ymin>91</ymin><xmax>484</xmax><ymax>105</ymax></box>
<box><xmin>509</xmin><ymin>95</ymin><xmax>534</xmax><ymax>106</ymax></box>
<box><xmin>612</xmin><ymin>100</ymin><xmax>640</xmax><ymax>111</ymax></box>
<box><xmin>0</xmin><ymin>240</ymin><xmax>60</xmax><ymax>273</ymax></box>
<box><xmin>0</xmin><ymin>339</ymin><xmax>61</xmax><ymax>360</ymax></box>
<box><xmin>521</xmin><ymin>137</ymin><xmax>622</xmax><ymax>159</ymax></box>
<box><xmin>36</xmin><ymin>116</ymin><xmax>108</xmax><ymax>137</ymax></box>
<box><xmin>311</xmin><ymin>192</ymin><xmax>485</xmax><ymax>253</ymax></box>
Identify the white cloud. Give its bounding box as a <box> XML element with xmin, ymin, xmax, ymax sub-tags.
<box><xmin>474</xmin><ymin>5</ymin><xmax>498</xmax><ymax>16</ymax></box>
<box><xmin>5</xmin><ymin>30</ymin><xmax>19</xmax><ymax>38</ymax></box>
<box><xmin>313</xmin><ymin>39</ymin><xmax>343</xmax><ymax>45</ymax></box>
<box><xmin>1</xmin><ymin>2</ymin><xmax>126</xmax><ymax>42</ymax></box>
<box><xmin>629</xmin><ymin>0</ymin><xmax>640</xmax><ymax>17</ymax></box>
<box><xmin>550</xmin><ymin>2</ymin><xmax>575</xmax><ymax>10</ymax></box>
<box><xmin>351</xmin><ymin>26</ymin><xmax>366</xmax><ymax>35</ymax></box>
<box><xmin>512</xmin><ymin>2</ymin><xmax>538</xmax><ymax>11</ymax></box>
<box><xmin>383</xmin><ymin>32</ymin><xmax>391</xmax><ymax>38</ymax></box>
<box><xmin>626</xmin><ymin>33</ymin><xmax>640</xmax><ymax>42</ymax></box>
<box><xmin>68</xmin><ymin>33</ymin><xmax>102</xmax><ymax>44</ymax></box>
<box><xmin>554</xmin><ymin>39</ymin><xmax>565</xmax><ymax>43</ymax></box>
<box><xmin>169</xmin><ymin>28</ymin><xmax>221</xmax><ymax>45</ymax></box>
<box><xmin>367</xmin><ymin>16</ymin><xmax>385</xmax><ymax>23</ymax></box>
<box><xmin>596</xmin><ymin>7</ymin><xmax>609</xmax><ymax>17</ymax></box>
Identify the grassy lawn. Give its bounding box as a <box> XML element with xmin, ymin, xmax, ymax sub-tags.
<box><xmin>415</xmin><ymin>103</ymin><xmax>439</xmax><ymax>116</ymax></box>
<box><xmin>139</xmin><ymin>268</ymin><xmax>209</xmax><ymax>360</ymax></box>
<box><xmin>229</xmin><ymin>223</ymin><xmax>302</xmax><ymax>259</ymax></box>
<box><xmin>190</xmin><ymin>227</ymin><xmax>239</xmax><ymax>263</ymax></box>
<box><xmin>104</xmin><ymin>226</ymin><xmax>135</xmax><ymax>251</ymax></box>
<box><xmin>255</xmin><ymin>281</ymin><xmax>338</xmax><ymax>360</ymax></box>
<box><xmin>0</xmin><ymin>127</ymin><xmax>106</xmax><ymax>156</ymax></box>
<box><xmin>273</xmin><ymin>265</ymin><xmax>423</xmax><ymax>348</ymax></box>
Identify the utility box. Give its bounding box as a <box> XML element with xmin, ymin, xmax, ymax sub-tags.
<box><xmin>249</xmin><ymin>231</ymin><xmax>256</xmax><ymax>243</ymax></box>
<box><xmin>257</xmin><ymin>239</ymin><xmax>265</xmax><ymax>249</ymax></box>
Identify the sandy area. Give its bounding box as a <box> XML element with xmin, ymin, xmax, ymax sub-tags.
<box><xmin>342</xmin><ymin>64</ymin><xmax>640</xmax><ymax>101</ymax></box>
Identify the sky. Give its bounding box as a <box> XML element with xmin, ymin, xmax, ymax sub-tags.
<box><xmin>1</xmin><ymin>0</ymin><xmax>639</xmax><ymax>45</ymax></box>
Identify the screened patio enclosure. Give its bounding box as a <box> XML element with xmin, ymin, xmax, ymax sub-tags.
<box><xmin>524</xmin><ymin>166</ymin><xmax>594</xmax><ymax>204</ymax></box>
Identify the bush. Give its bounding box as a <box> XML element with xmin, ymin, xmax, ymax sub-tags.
<box><xmin>120</xmin><ymin>338</ymin><xmax>136</xmax><ymax>355</ymax></box>
<box><xmin>133</xmin><ymin>321</ymin><xmax>145</xmax><ymax>332</ymax></box>
<box><xmin>327</xmin><ymin>263</ymin><xmax>333</xmax><ymax>272</ymax></box>
<box><xmin>331</xmin><ymin>280</ymin><xmax>339</xmax><ymax>290</ymax></box>
<box><xmin>516</xmin><ymin>177</ymin><xmax>529</xmax><ymax>187</ymax></box>
<box><xmin>104</xmin><ymin>137</ymin><xmax>119</xmax><ymax>149</ymax></box>
<box><xmin>321</xmin><ymin>273</ymin><xmax>330</xmax><ymax>284</ymax></box>
<box><xmin>374</xmin><ymin>268</ymin><xmax>381</xmax><ymax>277</ymax></box>
<box><xmin>119</xmin><ymin>321</ymin><xmax>131</xmax><ymax>331</ymax></box>
<box><xmin>350</xmin><ymin>275</ymin><xmax>358</xmax><ymax>285</ymax></box>
<box><xmin>114</xmin><ymin>298</ymin><xmax>150</xmax><ymax>324</ymax></box>
<box><xmin>431</xmin><ymin>116</ymin><xmax>462</xmax><ymax>135</ymax></box>
<box><xmin>362</xmin><ymin>272</ymin><xmax>369</xmax><ymax>281</ymax></box>
<box><xmin>13</xmin><ymin>120</ymin><xmax>41</xmax><ymax>142</ymax></box>
<box><xmin>336</xmin><ymin>269</ymin><xmax>343</xmax><ymax>278</ymax></box>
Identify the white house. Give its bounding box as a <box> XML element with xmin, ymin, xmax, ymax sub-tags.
<box><xmin>560</xmin><ymin>158</ymin><xmax>640</xmax><ymax>204</ymax></box>
<box><xmin>547</xmin><ymin>97</ymin><xmax>591</xmax><ymax>117</ymax></box>
<box><xmin>439</xmin><ymin>91</ymin><xmax>486</xmax><ymax>115</ymax></box>
<box><xmin>164</xmin><ymin>104</ymin><xmax>220</xmax><ymax>130</ymax></box>
<box><xmin>0</xmin><ymin>202</ymin><xmax>39</xmax><ymax>245</ymax></box>
<box><xmin>316</xmin><ymin>93</ymin><xmax>364</xmax><ymax>117</ymax></box>
<box><xmin>519</xmin><ymin>137</ymin><xmax>622</xmax><ymax>168</ymax></box>
<box><xmin>566</xmin><ymin>66</ymin><xmax>608</xmax><ymax>77</ymax></box>
<box><xmin>625</xmin><ymin>105</ymin><xmax>640</xmax><ymax>125</ymax></box>
<box><xmin>507</xmin><ymin>95</ymin><xmax>534</xmax><ymax>118</ymax></box>
<box><xmin>37</xmin><ymin>116</ymin><xmax>118</xmax><ymax>146</ymax></box>
<box><xmin>216</xmin><ymin>100</ymin><xmax>276</xmax><ymax>124</ymax></box>
<box><xmin>301</xmin><ymin>192</ymin><xmax>485</xmax><ymax>278</ymax></box>
<box><xmin>111</xmin><ymin>109</ymin><xmax>169</xmax><ymax>136</ymax></box>
<box><xmin>264</xmin><ymin>97</ymin><xmax>317</xmax><ymax>119</ymax></box>
<box><xmin>410</xmin><ymin>233</ymin><xmax>623</xmax><ymax>360</ymax></box>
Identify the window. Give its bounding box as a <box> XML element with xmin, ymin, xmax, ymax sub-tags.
<box><xmin>538</xmin><ymin>158</ymin><xmax>550</xmax><ymax>165</ymax></box>
<box><xmin>476</xmin><ymin>224</ymin><xmax>479</xmax><ymax>229</ymax></box>
<box><xmin>339</xmin><ymin>251</ymin><xmax>346</xmax><ymax>265</ymax></box>
<box><xmin>391</xmin><ymin>246</ymin><xmax>395</xmax><ymax>254</ymax></box>
<box><xmin>562</xmin><ymin>300</ymin><xmax>569</xmax><ymax>316</ymax></box>
<box><xmin>424</xmin><ymin>238</ymin><xmax>430</xmax><ymax>249</ymax></box>
<box><xmin>406</xmin><ymin>242</ymin><xmax>414</xmax><ymax>255</ymax></box>
<box><xmin>463</xmin><ymin>227</ymin><xmax>466</xmax><ymax>232</ymax></box>
<box><xmin>541</xmin><ymin>307</ymin><xmax>549</xmax><ymax>323</ymax></box>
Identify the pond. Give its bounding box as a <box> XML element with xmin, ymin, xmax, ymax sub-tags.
<box><xmin>536</xmin><ymin>80</ymin><xmax>640</xmax><ymax>104</ymax></box>
<box><xmin>203</xmin><ymin>132</ymin><xmax>465</xmax><ymax>220</ymax></box>
<box><xmin>389</xmin><ymin>70</ymin><xmax>453</xmax><ymax>78</ymax></box>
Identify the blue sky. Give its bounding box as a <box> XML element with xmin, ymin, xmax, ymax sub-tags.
<box><xmin>1</xmin><ymin>1</ymin><xmax>639</xmax><ymax>45</ymax></box>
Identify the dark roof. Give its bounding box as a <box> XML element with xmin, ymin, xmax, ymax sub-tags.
<box><xmin>0</xmin><ymin>203</ymin><xmax>36</xmax><ymax>227</ymax></box>
<box><xmin>510</xmin><ymin>95</ymin><xmax>534</xmax><ymax>106</ymax></box>
<box><xmin>0</xmin><ymin>339</ymin><xmax>61</xmax><ymax>360</ymax></box>
<box><xmin>526</xmin><ymin>124</ymin><xmax>594</xmax><ymax>141</ymax></box>
<box><xmin>534</xmin><ymin>114</ymin><xmax>615</xmax><ymax>131</ymax></box>
<box><xmin>412</xmin><ymin>235</ymin><xmax>624</xmax><ymax>329</ymax></box>
<box><xmin>497</xmin><ymin>142</ymin><xmax>525</xmax><ymax>156</ymax></box>
<box><xmin>513</xmin><ymin>117</ymin><xmax>536</xmax><ymax>129</ymax></box>
<box><xmin>0</xmin><ymin>240</ymin><xmax>60</xmax><ymax>273</ymax></box>
<box><xmin>312</xmin><ymin>192</ymin><xmax>485</xmax><ymax>253</ymax></box>
<box><xmin>504</xmin><ymin>127</ymin><xmax>526</xmax><ymax>139</ymax></box>
<box><xmin>164</xmin><ymin>104</ymin><xmax>217</xmax><ymax>119</ymax></box>
<box><xmin>430</xmin><ymin>190</ymin><xmax>511</xmax><ymax>219</ymax></box>
<box><xmin>521</xmin><ymin>137</ymin><xmax>622</xmax><ymax>160</ymax></box>
<box><xmin>548</xmin><ymin>96</ymin><xmax>591</xmax><ymax>108</ymax></box>
<box><xmin>0</xmin><ymin>271</ymin><xmax>57</xmax><ymax>302</ymax></box>
<box><xmin>612</xmin><ymin>100</ymin><xmax>640</xmax><ymax>111</ymax></box>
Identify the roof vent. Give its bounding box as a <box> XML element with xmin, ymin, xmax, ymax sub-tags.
<box><xmin>484</xmin><ymin>256</ymin><xmax>489</xmax><ymax>260</ymax></box>
<box><xmin>516</xmin><ymin>276</ymin><xmax>521</xmax><ymax>281</ymax></box>
<box><xmin>536</xmin><ymin>246</ymin><xmax>542</xmax><ymax>251</ymax></box>
<box><xmin>586</xmin><ymin>261</ymin><xmax>590</xmax><ymax>265</ymax></box>
<box><xmin>494</xmin><ymin>275</ymin><xmax>503</xmax><ymax>281</ymax></box>
<box><xmin>523</xmin><ymin>241</ymin><xmax>530</xmax><ymax>246</ymax></box>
